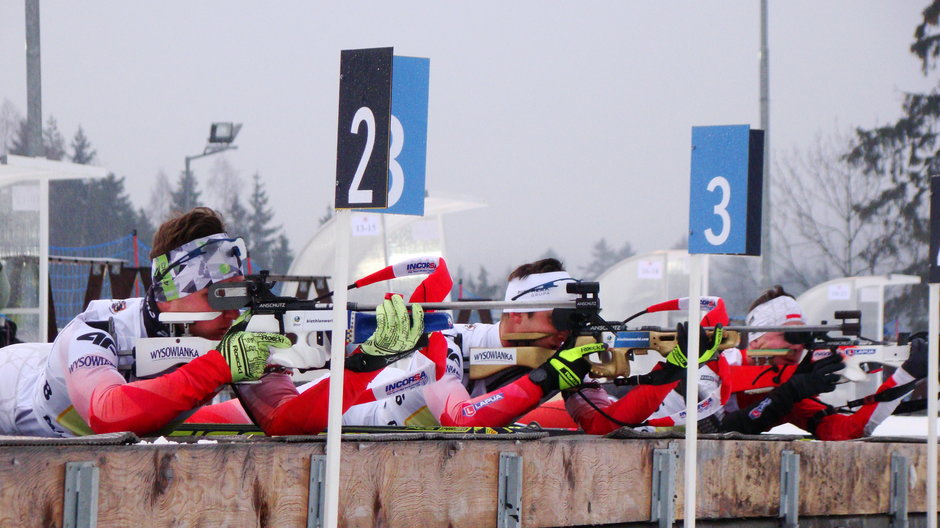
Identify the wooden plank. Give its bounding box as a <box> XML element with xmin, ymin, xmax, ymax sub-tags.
<box><xmin>0</xmin><ymin>437</ymin><xmax>934</xmax><ymax>528</ymax></box>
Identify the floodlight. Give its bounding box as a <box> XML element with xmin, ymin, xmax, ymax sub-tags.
<box><xmin>208</xmin><ymin>122</ymin><xmax>242</xmax><ymax>144</ymax></box>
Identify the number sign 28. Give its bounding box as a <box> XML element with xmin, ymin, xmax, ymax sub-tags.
<box><xmin>688</xmin><ymin>125</ymin><xmax>764</xmax><ymax>256</ymax></box>
<box><xmin>335</xmin><ymin>49</ymin><xmax>430</xmax><ymax>216</ymax></box>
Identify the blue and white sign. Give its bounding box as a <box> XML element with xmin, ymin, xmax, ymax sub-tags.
<box><xmin>361</xmin><ymin>56</ymin><xmax>430</xmax><ymax>217</ymax></box>
<box><xmin>688</xmin><ymin>125</ymin><xmax>764</xmax><ymax>255</ymax></box>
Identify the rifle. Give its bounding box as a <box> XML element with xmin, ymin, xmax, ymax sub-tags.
<box><xmin>735</xmin><ymin>311</ymin><xmax>910</xmax><ymax>386</ymax></box>
<box><xmin>129</xmin><ymin>257</ymin><xmax>456</xmax><ymax>379</ymax></box>
<box><xmin>208</xmin><ymin>271</ymin><xmax>454</xmax><ymax>372</ymax></box>
<box><xmin>461</xmin><ymin>282</ymin><xmax>741</xmax><ymax>380</ymax></box>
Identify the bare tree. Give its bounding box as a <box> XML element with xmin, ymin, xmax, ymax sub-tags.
<box><xmin>206</xmin><ymin>156</ymin><xmax>243</xmax><ymax>214</ymax></box>
<box><xmin>771</xmin><ymin>131</ymin><xmax>889</xmax><ymax>291</ymax></box>
<box><xmin>146</xmin><ymin>170</ymin><xmax>173</xmax><ymax>226</ymax></box>
<box><xmin>0</xmin><ymin>99</ymin><xmax>22</xmax><ymax>156</ymax></box>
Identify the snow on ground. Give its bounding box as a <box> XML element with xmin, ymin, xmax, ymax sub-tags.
<box><xmin>767</xmin><ymin>415</ymin><xmax>938</xmax><ymax>437</ymax></box>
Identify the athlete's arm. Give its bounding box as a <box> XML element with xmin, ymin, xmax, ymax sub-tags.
<box><xmin>565</xmin><ymin>382</ymin><xmax>679</xmax><ymax>434</ymax></box>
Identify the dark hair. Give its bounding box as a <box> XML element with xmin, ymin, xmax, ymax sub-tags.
<box><xmin>150</xmin><ymin>207</ymin><xmax>226</xmax><ymax>259</ymax></box>
<box><xmin>748</xmin><ymin>285</ymin><xmax>796</xmax><ymax>313</ymax></box>
<box><xmin>507</xmin><ymin>258</ymin><xmax>566</xmax><ymax>281</ymax></box>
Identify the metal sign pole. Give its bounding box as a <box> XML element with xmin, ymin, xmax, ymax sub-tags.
<box><xmin>928</xmin><ymin>283</ymin><xmax>938</xmax><ymax>528</ymax></box>
<box><xmin>684</xmin><ymin>254</ymin><xmax>703</xmax><ymax>528</ymax></box>
<box><xmin>323</xmin><ymin>210</ymin><xmax>351</xmax><ymax>528</ymax></box>
<box><xmin>928</xmin><ymin>175</ymin><xmax>940</xmax><ymax>528</ymax></box>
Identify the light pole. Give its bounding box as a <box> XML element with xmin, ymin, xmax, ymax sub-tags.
<box><xmin>182</xmin><ymin>122</ymin><xmax>242</xmax><ymax>210</ymax></box>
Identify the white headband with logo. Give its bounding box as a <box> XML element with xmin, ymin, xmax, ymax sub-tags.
<box><xmin>503</xmin><ymin>271</ymin><xmax>578</xmax><ymax>313</ymax></box>
<box><xmin>745</xmin><ymin>295</ymin><xmax>805</xmax><ymax>344</ymax></box>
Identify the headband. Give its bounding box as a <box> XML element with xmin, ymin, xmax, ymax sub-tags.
<box><xmin>745</xmin><ymin>295</ymin><xmax>805</xmax><ymax>344</ymax></box>
<box><xmin>150</xmin><ymin>233</ymin><xmax>247</xmax><ymax>302</ymax></box>
<box><xmin>502</xmin><ymin>271</ymin><xmax>578</xmax><ymax>313</ymax></box>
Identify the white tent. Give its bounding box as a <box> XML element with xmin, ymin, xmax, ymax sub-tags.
<box><xmin>0</xmin><ymin>154</ymin><xmax>108</xmax><ymax>342</ymax></box>
<box><xmin>596</xmin><ymin>249</ymin><xmax>709</xmax><ymax>374</ymax></box>
<box><xmin>280</xmin><ymin>194</ymin><xmax>484</xmax><ymax>303</ymax></box>
<box><xmin>796</xmin><ymin>274</ymin><xmax>921</xmax><ymax>406</ymax></box>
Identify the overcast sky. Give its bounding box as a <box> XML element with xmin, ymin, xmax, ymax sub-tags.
<box><xmin>0</xmin><ymin>2</ymin><xmax>932</xmax><ymax>279</ymax></box>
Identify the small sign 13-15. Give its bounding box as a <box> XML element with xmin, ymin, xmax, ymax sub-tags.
<box><xmin>334</xmin><ymin>48</ymin><xmax>429</xmax><ymax>217</ymax></box>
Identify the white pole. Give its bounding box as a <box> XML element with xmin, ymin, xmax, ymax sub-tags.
<box><xmin>684</xmin><ymin>253</ymin><xmax>703</xmax><ymax>527</ymax></box>
<box><xmin>39</xmin><ymin>177</ymin><xmax>48</xmax><ymax>341</ymax></box>
<box><xmin>928</xmin><ymin>283</ymin><xmax>938</xmax><ymax>528</ymax></box>
<box><xmin>324</xmin><ymin>209</ymin><xmax>352</xmax><ymax>528</ymax></box>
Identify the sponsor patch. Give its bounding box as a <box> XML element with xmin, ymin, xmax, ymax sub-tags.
<box><xmin>383</xmin><ymin>371</ymin><xmax>430</xmax><ymax>396</ymax></box>
<box><xmin>68</xmin><ymin>354</ymin><xmax>116</xmax><ymax>373</ymax></box>
<box><xmin>841</xmin><ymin>347</ymin><xmax>877</xmax><ymax>357</ymax></box>
<box><xmin>149</xmin><ymin>346</ymin><xmax>201</xmax><ymax>360</ymax></box>
<box><xmin>470</xmin><ymin>348</ymin><xmax>517</xmax><ymax>365</ymax></box>
<box><xmin>748</xmin><ymin>398</ymin><xmax>772</xmax><ymax>420</ymax></box>
<box><xmin>461</xmin><ymin>394</ymin><xmax>507</xmax><ymax>417</ymax></box>
<box><xmin>405</xmin><ymin>261</ymin><xmax>436</xmax><ymax>273</ymax></box>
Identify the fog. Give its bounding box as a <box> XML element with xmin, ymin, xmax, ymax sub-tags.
<box><xmin>0</xmin><ymin>1</ymin><xmax>930</xmax><ymax>278</ymax></box>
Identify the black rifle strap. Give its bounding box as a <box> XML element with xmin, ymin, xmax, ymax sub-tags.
<box><xmin>571</xmin><ymin>387</ymin><xmax>645</xmax><ymax>428</ymax></box>
<box><xmin>843</xmin><ymin>380</ymin><xmax>919</xmax><ymax>409</ymax></box>
<box><xmin>344</xmin><ymin>335</ymin><xmax>430</xmax><ymax>372</ymax></box>
<box><xmin>807</xmin><ymin>380</ymin><xmax>920</xmax><ymax>430</ymax></box>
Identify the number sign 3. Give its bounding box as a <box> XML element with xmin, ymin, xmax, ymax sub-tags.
<box><xmin>688</xmin><ymin>125</ymin><xmax>764</xmax><ymax>256</ymax></box>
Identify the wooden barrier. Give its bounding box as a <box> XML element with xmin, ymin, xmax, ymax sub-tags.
<box><xmin>0</xmin><ymin>434</ymin><xmax>932</xmax><ymax>527</ymax></box>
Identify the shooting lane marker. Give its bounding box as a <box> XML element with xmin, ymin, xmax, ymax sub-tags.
<box><xmin>328</xmin><ymin>46</ymin><xmax>394</xmax><ymax>528</ymax></box>
<box><xmin>687</xmin><ymin>125</ymin><xmax>764</xmax><ymax>527</ymax></box>
<box><xmin>928</xmin><ymin>175</ymin><xmax>940</xmax><ymax>528</ymax></box>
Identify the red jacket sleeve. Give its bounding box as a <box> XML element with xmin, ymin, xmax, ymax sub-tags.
<box><xmin>87</xmin><ymin>350</ymin><xmax>232</xmax><ymax>435</ymax></box>
<box><xmin>237</xmin><ymin>368</ymin><xmax>381</xmax><ymax>435</ymax></box>
<box><xmin>434</xmin><ymin>375</ymin><xmax>545</xmax><ymax>427</ymax></box>
<box><xmin>566</xmin><ymin>382</ymin><xmax>679</xmax><ymax>434</ymax></box>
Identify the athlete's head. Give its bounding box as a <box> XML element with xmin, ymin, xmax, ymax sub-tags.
<box><xmin>149</xmin><ymin>207</ymin><xmax>245</xmax><ymax>340</ymax></box>
<box><xmin>498</xmin><ymin>258</ymin><xmax>579</xmax><ymax>349</ymax></box>
<box><xmin>746</xmin><ymin>285</ymin><xmax>806</xmax><ymax>366</ymax></box>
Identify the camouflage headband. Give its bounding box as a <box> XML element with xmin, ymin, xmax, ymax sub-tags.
<box><xmin>150</xmin><ymin>233</ymin><xmax>247</xmax><ymax>302</ymax></box>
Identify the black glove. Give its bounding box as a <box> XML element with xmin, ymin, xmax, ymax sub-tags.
<box><xmin>528</xmin><ymin>343</ymin><xmax>605</xmax><ymax>394</ymax></box>
<box><xmin>665</xmin><ymin>322</ymin><xmax>723</xmax><ymax>368</ymax></box>
<box><xmin>787</xmin><ymin>353</ymin><xmax>844</xmax><ymax>401</ymax></box>
<box><xmin>901</xmin><ymin>336</ymin><xmax>928</xmax><ymax>379</ymax></box>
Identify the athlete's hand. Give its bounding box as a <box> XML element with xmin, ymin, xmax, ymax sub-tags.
<box><xmin>217</xmin><ymin>328</ymin><xmax>291</xmax><ymax>383</ymax></box>
<box><xmin>787</xmin><ymin>353</ymin><xmax>844</xmax><ymax>400</ymax></box>
<box><xmin>529</xmin><ymin>342</ymin><xmax>606</xmax><ymax>393</ymax></box>
<box><xmin>666</xmin><ymin>322</ymin><xmax>723</xmax><ymax>368</ymax></box>
<box><xmin>360</xmin><ymin>294</ymin><xmax>424</xmax><ymax>356</ymax></box>
<box><xmin>901</xmin><ymin>334</ymin><xmax>928</xmax><ymax>379</ymax></box>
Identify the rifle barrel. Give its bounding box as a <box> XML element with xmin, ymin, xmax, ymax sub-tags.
<box><xmin>704</xmin><ymin>325</ymin><xmax>847</xmax><ymax>333</ymax></box>
<box><xmin>346</xmin><ymin>300</ymin><xmax>577</xmax><ymax>311</ymax></box>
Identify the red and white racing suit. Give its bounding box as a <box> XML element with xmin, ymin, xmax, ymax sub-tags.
<box><xmin>0</xmin><ymin>297</ymin><xmax>381</xmax><ymax>437</ymax></box>
<box><xmin>343</xmin><ymin>321</ymin><xmax>560</xmax><ymax>427</ymax></box>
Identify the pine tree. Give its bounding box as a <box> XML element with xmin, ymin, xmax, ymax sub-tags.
<box><xmin>42</xmin><ymin>117</ymin><xmax>66</xmax><ymax>161</ymax></box>
<box><xmin>226</xmin><ymin>196</ymin><xmax>249</xmax><ymax>241</ymax></box>
<box><xmin>8</xmin><ymin>120</ymin><xmax>29</xmax><ymax>155</ymax></box>
<box><xmin>474</xmin><ymin>266</ymin><xmax>500</xmax><ymax>300</ymax></box>
<box><xmin>69</xmin><ymin>126</ymin><xmax>96</xmax><ymax>164</ymax></box>
<box><xmin>168</xmin><ymin>169</ymin><xmax>201</xmax><ymax>215</ymax></box>
<box><xmin>843</xmin><ymin>1</ymin><xmax>940</xmax><ymax>327</ymax></box>
<box><xmin>581</xmin><ymin>238</ymin><xmax>635</xmax><ymax>280</ymax></box>
<box><xmin>245</xmin><ymin>173</ymin><xmax>279</xmax><ymax>271</ymax></box>
<box><xmin>270</xmin><ymin>233</ymin><xmax>294</xmax><ymax>274</ymax></box>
